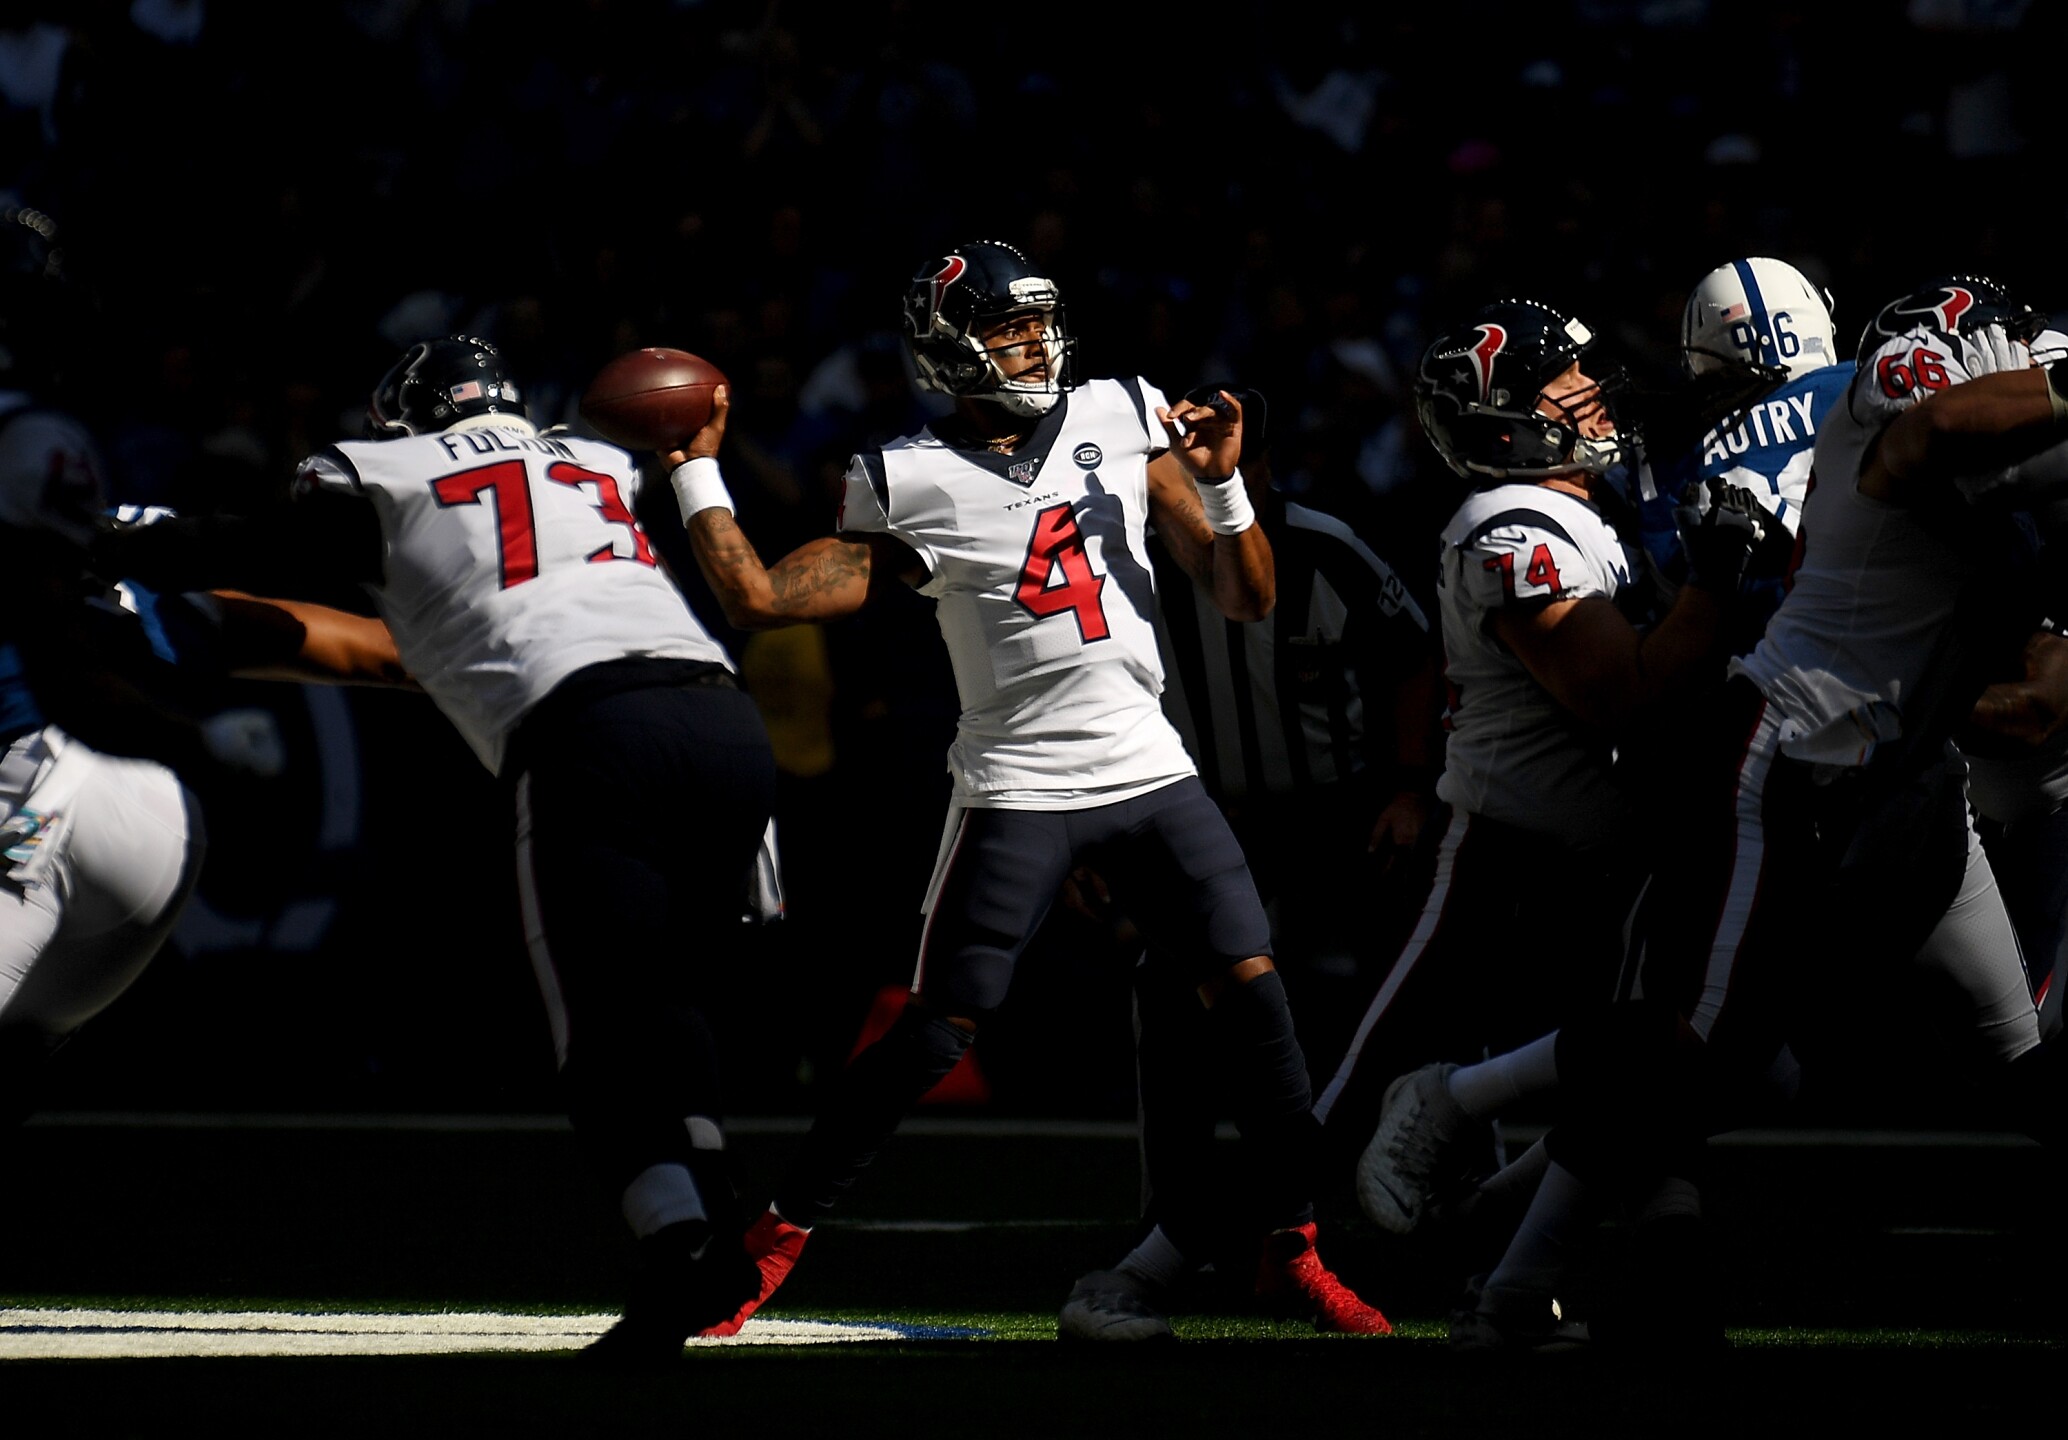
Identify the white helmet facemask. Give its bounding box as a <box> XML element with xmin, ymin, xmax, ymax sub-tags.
<box><xmin>974</xmin><ymin>307</ymin><xmax>1068</xmax><ymax>417</ymax></box>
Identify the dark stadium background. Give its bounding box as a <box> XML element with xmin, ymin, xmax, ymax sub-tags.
<box><xmin>7</xmin><ymin>0</ymin><xmax>2060</xmax><ymax>1127</ymax></box>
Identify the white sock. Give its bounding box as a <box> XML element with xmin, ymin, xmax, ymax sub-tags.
<box><xmin>621</xmin><ymin>1162</ymin><xmax>707</xmax><ymax>1241</ymax></box>
<box><xmin>1114</xmin><ymin>1224</ymin><xmax>1190</xmax><ymax>1292</ymax></box>
<box><xmin>1447</xmin><ymin>1032</ymin><xmax>1561</xmax><ymax>1119</ymax></box>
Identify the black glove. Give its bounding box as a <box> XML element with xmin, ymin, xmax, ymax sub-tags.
<box><xmin>1674</xmin><ymin>480</ymin><xmax>1767</xmax><ymax>594</ymax></box>
<box><xmin>1729</xmin><ymin>482</ymin><xmax>1798</xmax><ymax>580</ymax></box>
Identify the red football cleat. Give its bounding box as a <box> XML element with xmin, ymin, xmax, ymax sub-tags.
<box><xmin>698</xmin><ymin>1207</ymin><xmax>811</xmax><ymax>1338</ymax></box>
<box><xmin>1254</xmin><ymin>1222</ymin><xmax>1393</xmax><ymax>1335</ymax></box>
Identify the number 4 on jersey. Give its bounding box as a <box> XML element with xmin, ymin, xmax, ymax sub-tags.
<box><xmin>1016</xmin><ymin>502</ymin><xmax>1110</xmax><ymax>641</ymax></box>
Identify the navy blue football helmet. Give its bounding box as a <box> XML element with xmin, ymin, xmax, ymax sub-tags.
<box><xmin>1854</xmin><ymin>274</ymin><xmax>2044</xmax><ymax>369</ymax></box>
<box><xmin>902</xmin><ymin>240</ymin><xmax>1076</xmax><ymax>418</ymax></box>
<box><xmin>367</xmin><ymin>335</ymin><xmax>527</xmax><ymax>437</ymax></box>
<box><xmin>1414</xmin><ymin>299</ymin><xmax>1625</xmax><ymax>481</ymax></box>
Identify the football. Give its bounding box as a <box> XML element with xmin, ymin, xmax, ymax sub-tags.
<box><xmin>579</xmin><ymin>347</ymin><xmax>728</xmax><ymax>451</ymax></box>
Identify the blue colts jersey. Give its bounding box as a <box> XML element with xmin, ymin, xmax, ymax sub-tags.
<box><xmin>1639</xmin><ymin>361</ymin><xmax>1854</xmax><ymax>637</ymax></box>
<box><xmin>1692</xmin><ymin>361</ymin><xmax>1854</xmax><ymax>531</ymax></box>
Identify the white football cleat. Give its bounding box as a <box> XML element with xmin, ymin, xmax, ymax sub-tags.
<box><xmin>1058</xmin><ymin>1269</ymin><xmax>1175</xmax><ymax>1343</ymax></box>
<box><xmin>1355</xmin><ymin>1061</ymin><xmax>1491</xmax><ymax>1234</ymax></box>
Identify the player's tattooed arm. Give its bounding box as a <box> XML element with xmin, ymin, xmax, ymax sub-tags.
<box><xmin>1147</xmin><ymin>452</ymin><xmax>1274</xmax><ymax>621</ymax></box>
<box><xmin>667</xmin><ymin>386</ymin><xmax>925</xmax><ymax>625</ymax></box>
<box><xmin>688</xmin><ymin>512</ymin><xmax>919</xmax><ymax>628</ymax></box>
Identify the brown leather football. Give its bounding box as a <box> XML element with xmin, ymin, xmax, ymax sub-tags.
<box><xmin>580</xmin><ymin>347</ymin><xmax>727</xmax><ymax>451</ymax></box>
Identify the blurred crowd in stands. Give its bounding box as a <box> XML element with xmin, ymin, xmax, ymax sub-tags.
<box><xmin>4</xmin><ymin>0</ymin><xmax>2060</xmax><ymax>1114</ymax></box>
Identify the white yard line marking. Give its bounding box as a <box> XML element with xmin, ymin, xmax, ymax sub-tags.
<box><xmin>0</xmin><ymin>1309</ymin><xmax>984</xmax><ymax>1359</ymax></box>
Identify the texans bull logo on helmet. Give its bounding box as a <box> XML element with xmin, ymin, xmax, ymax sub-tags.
<box><xmin>1890</xmin><ymin>285</ymin><xmax>1976</xmax><ymax>335</ymax></box>
<box><xmin>922</xmin><ymin>255</ymin><xmax>968</xmax><ymax>322</ymax></box>
<box><xmin>1462</xmin><ymin>324</ymin><xmax>1508</xmax><ymax>405</ymax></box>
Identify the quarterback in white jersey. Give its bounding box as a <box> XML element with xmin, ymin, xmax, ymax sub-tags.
<box><xmin>94</xmin><ymin>335</ymin><xmax>780</xmax><ymax>1367</ymax></box>
<box><xmin>836</xmin><ymin>372</ymin><xmax>1196</xmax><ymax>802</ymax></box>
<box><xmin>665</xmin><ymin>240</ymin><xmax>1385</xmax><ymax>1341</ymax></box>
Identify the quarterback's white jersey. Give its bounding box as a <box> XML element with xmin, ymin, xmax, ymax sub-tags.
<box><xmin>301</xmin><ymin>420</ymin><xmax>732</xmax><ymax>775</ymax></box>
<box><xmin>1435</xmin><ymin>482</ymin><xmax>1642</xmax><ymax>848</ymax></box>
<box><xmin>837</xmin><ymin>376</ymin><xmax>1195</xmax><ymax>806</ymax></box>
<box><xmin>1732</xmin><ymin>330</ymin><xmax>2009</xmax><ymax>767</ymax></box>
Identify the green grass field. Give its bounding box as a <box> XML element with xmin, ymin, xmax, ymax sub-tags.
<box><xmin>1</xmin><ymin>1113</ymin><xmax>2057</xmax><ymax>1437</ymax></box>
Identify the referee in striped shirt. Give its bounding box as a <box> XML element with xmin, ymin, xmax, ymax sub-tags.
<box><xmin>1126</xmin><ymin>388</ymin><xmax>1447</xmax><ymax>1285</ymax></box>
<box><xmin>1149</xmin><ymin>389</ymin><xmax>1444</xmax><ymax>993</ymax></box>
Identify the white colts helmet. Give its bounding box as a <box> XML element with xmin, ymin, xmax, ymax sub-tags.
<box><xmin>1681</xmin><ymin>257</ymin><xmax>1837</xmax><ymax>381</ymax></box>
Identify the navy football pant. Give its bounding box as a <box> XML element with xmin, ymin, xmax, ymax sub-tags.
<box><xmin>513</xmin><ymin>674</ymin><xmax>776</xmax><ymax>1232</ymax></box>
<box><xmin>776</xmin><ymin>776</ymin><xmax>1320</xmax><ymax>1234</ymax></box>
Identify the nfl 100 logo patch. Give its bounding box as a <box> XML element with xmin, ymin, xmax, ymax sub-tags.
<box><xmin>1007</xmin><ymin>458</ymin><xmax>1041</xmax><ymax>487</ymax></box>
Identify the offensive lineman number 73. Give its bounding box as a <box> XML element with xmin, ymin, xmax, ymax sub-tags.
<box><xmin>433</xmin><ymin>459</ymin><xmax>656</xmax><ymax>586</ymax></box>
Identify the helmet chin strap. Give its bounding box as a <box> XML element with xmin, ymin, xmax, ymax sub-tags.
<box><xmin>987</xmin><ymin>387</ymin><xmax>1060</xmax><ymax>419</ymax></box>
<box><xmin>1464</xmin><ymin>434</ymin><xmax>1625</xmax><ymax>483</ymax></box>
<box><xmin>1571</xmin><ymin>434</ymin><xmax>1626</xmax><ymax>474</ymax></box>
<box><xmin>970</xmin><ymin>325</ymin><xmax>1071</xmax><ymax>416</ymax></box>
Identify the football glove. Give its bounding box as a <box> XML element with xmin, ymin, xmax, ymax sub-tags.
<box><xmin>1962</xmin><ymin>321</ymin><xmax>2031</xmax><ymax>380</ymax></box>
<box><xmin>1674</xmin><ymin>480</ymin><xmax>1767</xmax><ymax>595</ymax></box>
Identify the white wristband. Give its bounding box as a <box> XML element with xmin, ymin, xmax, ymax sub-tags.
<box><xmin>670</xmin><ymin>457</ymin><xmax>734</xmax><ymax>523</ymax></box>
<box><xmin>2047</xmin><ymin>362</ymin><xmax>2068</xmax><ymax>425</ymax></box>
<box><xmin>1196</xmin><ymin>468</ymin><xmax>1255</xmax><ymax>535</ymax></box>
